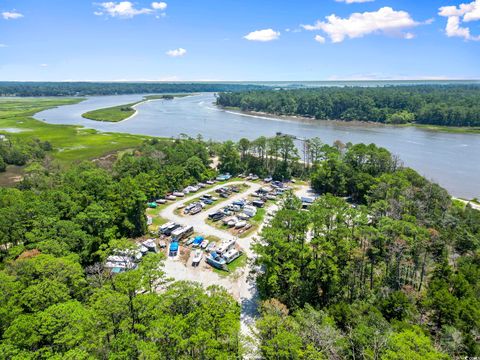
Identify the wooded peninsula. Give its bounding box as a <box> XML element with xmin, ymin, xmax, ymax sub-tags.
<box><xmin>216</xmin><ymin>85</ymin><xmax>480</xmax><ymax>128</ymax></box>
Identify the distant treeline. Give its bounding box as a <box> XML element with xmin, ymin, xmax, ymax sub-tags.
<box><xmin>217</xmin><ymin>85</ymin><xmax>480</xmax><ymax>127</ymax></box>
<box><xmin>0</xmin><ymin>82</ymin><xmax>266</xmax><ymax>97</ymax></box>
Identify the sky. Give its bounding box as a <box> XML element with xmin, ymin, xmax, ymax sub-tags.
<box><xmin>0</xmin><ymin>0</ymin><xmax>479</xmax><ymax>81</ymax></box>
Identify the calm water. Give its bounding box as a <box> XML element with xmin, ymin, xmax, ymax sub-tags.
<box><xmin>35</xmin><ymin>93</ymin><xmax>480</xmax><ymax>199</ymax></box>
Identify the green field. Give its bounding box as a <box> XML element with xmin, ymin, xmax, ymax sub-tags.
<box><xmin>81</xmin><ymin>94</ymin><xmax>191</xmax><ymax>122</ymax></box>
<box><xmin>0</xmin><ymin>97</ymin><xmax>149</xmax><ymax>163</ymax></box>
<box><xmin>82</xmin><ymin>103</ymin><xmax>137</xmax><ymax>122</ymax></box>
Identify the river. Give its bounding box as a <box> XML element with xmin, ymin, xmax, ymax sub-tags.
<box><xmin>35</xmin><ymin>93</ymin><xmax>480</xmax><ymax>199</ymax></box>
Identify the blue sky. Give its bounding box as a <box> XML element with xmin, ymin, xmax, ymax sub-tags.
<box><xmin>0</xmin><ymin>0</ymin><xmax>479</xmax><ymax>81</ymax></box>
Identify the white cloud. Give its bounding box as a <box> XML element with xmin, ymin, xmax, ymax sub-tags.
<box><xmin>166</xmin><ymin>48</ymin><xmax>187</xmax><ymax>57</ymax></box>
<box><xmin>315</xmin><ymin>34</ymin><xmax>326</xmax><ymax>43</ymax></box>
<box><xmin>302</xmin><ymin>7</ymin><xmax>420</xmax><ymax>43</ymax></box>
<box><xmin>2</xmin><ymin>11</ymin><xmax>24</xmax><ymax>20</ymax></box>
<box><xmin>40</xmin><ymin>64</ymin><xmax>48</xmax><ymax>67</ymax></box>
<box><xmin>244</xmin><ymin>28</ymin><xmax>280</xmax><ymax>42</ymax></box>
<box><xmin>95</xmin><ymin>1</ymin><xmax>167</xmax><ymax>18</ymax></box>
<box><xmin>151</xmin><ymin>2</ymin><xmax>167</xmax><ymax>11</ymax></box>
<box><xmin>0</xmin><ymin>44</ymin><xmax>7</xmax><ymax>48</ymax></box>
<box><xmin>439</xmin><ymin>0</ymin><xmax>480</xmax><ymax>40</ymax></box>
<box><xmin>335</xmin><ymin>0</ymin><xmax>375</xmax><ymax>3</ymax></box>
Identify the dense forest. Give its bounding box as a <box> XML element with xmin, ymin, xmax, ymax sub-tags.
<box><xmin>216</xmin><ymin>85</ymin><xmax>480</xmax><ymax>127</ymax></box>
<box><xmin>253</xmin><ymin>143</ymin><xmax>480</xmax><ymax>359</ymax></box>
<box><xmin>0</xmin><ymin>135</ymin><xmax>52</xmax><ymax>172</ymax></box>
<box><xmin>0</xmin><ymin>82</ymin><xmax>265</xmax><ymax>97</ymax></box>
<box><xmin>0</xmin><ymin>137</ymin><xmax>241</xmax><ymax>358</ymax></box>
<box><xmin>0</xmin><ymin>133</ymin><xmax>478</xmax><ymax>359</ymax></box>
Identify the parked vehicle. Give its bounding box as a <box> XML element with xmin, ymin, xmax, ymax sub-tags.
<box><xmin>189</xmin><ymin>205</ymin><xmax>202</xmax><ymax>215</ymax></box>
<box><xmin>155</xmin><ymin>199</ymin><xmax>167</xmax><ymax>204</ymax></box>
<box><xmin>206</xmin><ymin>242</ymin><xmax>216</xmax><ymax>252</ymax></box>
<box><xmin>163</xmin><ymin>223</ymin><xmax>181</xmax><ymax>236</ymax></box>
<box><xmin>252</xmin><ymin>200</ymin><xmax>265</xmax><ymax>208</ymax></box>
<box><xmin>237</xmin><ymin>213</ymin><xmax>250</xmax><ymax>220</ymax></box>
<box><xmin>264</xmin><ymin>177</ymin><xmax>272</xmax><ymax>183</ymax></box>
<box><xmin>206</xmin><ymin>251</ymin><xmax>227</xmax><ymax>270</ymax></box>
<box><xmin>171</xmin><ymin>225</ymin><xmax>194</xmax><ymax>242</ymax></box>
<box><xmin>169</xmin><ymin>242</ymin><xmax>179</xmax><ymax>257</ymax></box>
<box><xmin>200</xmin><ymin>240</ymin><xmax>210</xmax><ymax>249</ymax></box>
<box><xmin>192</xmin><ymin>236</ymin><xmax>204</xmax><ymax>247</ymax></box>
<box><xmin>209</xmin><ymin>212</ymin><xmax>225</xmax><ymax>221</ymax></box>
<box><xmin>185</xmin><ymin>237</ymin><xmax>195</xmax><ymax>246</ymax></box>
<box><xmin>235</xmin><ymin>221</ymin><xmax>247</xmax><ymax>229</ymax></box>
<box><xmin>233</xmin><ymin>200</ymin><xmax>245</xmax><ymax>207</ymax></box>
<box><xmin>148</xmin><ymin>202</ymin><xmax>157</xmax><ymax>208</ymax></box>
<box><xmin>173</xmin><ymin>192</ymin><xmax>185</xmax><ymax>197</ymax></box>
<box><xmin>227</xmin><ymin>218</ymin><xmax>238</xmax><ymax>227</ymax></box>
<box><xmin>244</xmin><ymin>205</ymin><xmax>257</xmax><ymax>217</ymax></box>
<box><xmin>166</xmin><ymin>195</ymin><xmax>176</xmax><ymax>200</ymax></box>
<box><xmin>159</xmin><ymin>222</ymin><xmax>175</xmax><ymax>234</ymax></box>
<box><xmin>217</xmin><ymin>239</ymin><xmax>236</xmax><ymax>255</ymax></box>
<box><xmin>192</xmin><ymin>250</ymin><xmax>203</xmax><ymax>266</ymax></box>
<box><xmin>223</xmin><ymin>249</ymin><xmax>242</xmax><ymax>264</ymax></box>
<box><xmin>142</xmin><ymin>239</ymin><xmax>157</xmax><ymax>253</ymax></box>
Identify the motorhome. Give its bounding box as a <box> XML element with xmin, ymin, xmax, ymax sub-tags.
<box><xmin>223</xmin><ymin>248</ymin><xmax>241</xmax><ymax>264</ymax></box>
<box><xmin>171</xmin><ymin>225</ymin><xmax>194</xmax><ymax>241</ymax></box>
<box><xmin>216</xmin><ymin>239</ymin><xmax>236</xmax><ymax>255</ymax></box>
<box><xmin>243</xmin><ymin>205</ymin><xmax>257</xmax><ymax>217</ymax></box>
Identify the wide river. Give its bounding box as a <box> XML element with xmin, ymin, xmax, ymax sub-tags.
<box><xmin>35</xmin><ymin>93</ymin><xmax>480</xmax><ymax>199</ymax></box>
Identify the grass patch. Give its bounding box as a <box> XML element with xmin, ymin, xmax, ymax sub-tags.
<box><xmin>213</xmin><ymin>253</ymin><xmax>247</xmax><ymax>276</ymax></box>
<box><xmin>0</xmin><ymin>98</ymin><xmax>150</xmax><ymax>163</ymax></box>
<box><xmin>82</xmin><ymin>103</ymin><xmax>137</xmax><ymax>122</ymax></box>
<box><xmin>251</xmin><ymin>208</ymin><xmax>266</xmax><ymax>224</ymax></box>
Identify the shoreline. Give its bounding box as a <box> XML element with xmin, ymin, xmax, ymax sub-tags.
<box><xmin>219</xmin><ymin>106</ymin><xmax>480</xmax><ymax>134</ymax></box>
<box><xmin>82</xmin><ymin>94</ymin><xmax>195</xmax><ymax>123</ymax></box>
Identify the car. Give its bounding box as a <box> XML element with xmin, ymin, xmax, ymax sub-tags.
<box><xmin>200</xmin><ymin>240</ymin><xmax>210</xmax><ymax>249</ymax></box>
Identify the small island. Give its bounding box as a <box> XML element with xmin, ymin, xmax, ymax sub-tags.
<box><xmin>82</xmin><ymin>94</ymin><xmax>187</xmax><ymax>122</ymax></box>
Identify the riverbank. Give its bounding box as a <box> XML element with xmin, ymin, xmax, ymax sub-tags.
<box><xmin>0</xmin><ymin>97</ymin><xmax>150</xmax><ymax>163</ymax></box>
<box><xmin>220</xmin><ymin>106</ymin><xmax>480</xmax><ymax>134</ymax></box>
<box><xmin>82</xmin><ymin>94</ymin><xmax>192</xmax><ymax>122</ymax></box>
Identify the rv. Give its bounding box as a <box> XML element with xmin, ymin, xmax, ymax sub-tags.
<box><xmin>217</xmin><ymin>239</ymin><xmax>236</xmax><ymax>255</ymax></box>
<box><xmin>243</xmin><ymin>205</ymin><xmax>257</xmax><ymax>217</ymax></box>
<box><xmin>223</xmin><ymin>249</ymin><xmax>241</xmax><ymax>264</ymax></box>
<box><xmin>163</xmin><ymin>223</ymin><xmax>181</xmax><ymax>236</ymax></box>
<box><xmin>252</xmin><ymin>200</ymin><xmax>265</xmax><ymax>208</ymax></box>
<box><xmin>171</xmin><ymin>225</ymin><xmax>194</xmax><ymax>241</ymax></box>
